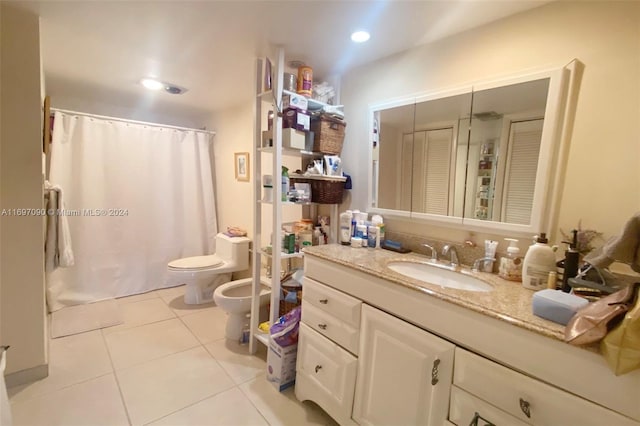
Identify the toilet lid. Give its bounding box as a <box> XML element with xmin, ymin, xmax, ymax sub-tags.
<box><xmin>168</xmin><ymin>255</ymin><xmax>224</xmax><ymax>270</ymax></box>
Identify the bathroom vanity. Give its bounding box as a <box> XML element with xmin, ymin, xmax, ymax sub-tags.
<box><xmin>295</xmin><ymin>245</ymin><xmax>640</xmax><ymax>426</ymax></box>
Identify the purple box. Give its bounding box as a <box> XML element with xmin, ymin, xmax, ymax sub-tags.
<box><xmin>282</xmin><ymin>108</ymin><xmax>310</xmax><ymax>131</ymax></box>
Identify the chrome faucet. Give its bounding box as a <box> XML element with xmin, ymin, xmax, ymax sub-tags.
<box><xmin>421</xmin><ymin>243</ymin><xmax>438</xmax><ymax>262</ymax></box>
<box><xmin>441</xmin><ymin>244</ymin><xmax>459</xmax><ymax>267</ymax></box>
<box><xmin>472</xmin><ymin>257</ymin><xmax>496</xmax><ymax>273</ymax></box>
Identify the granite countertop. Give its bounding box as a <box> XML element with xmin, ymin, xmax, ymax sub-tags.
<box><xmin>303</xmin><ymin>244</ymin><xmax>568</xmax><ymax>342</ymax></box>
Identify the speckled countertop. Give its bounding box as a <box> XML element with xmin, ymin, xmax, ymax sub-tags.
<box><xmin>303</xmin><ymin>244</ymin><xmax>568</xmax><ymax>342</ymax></box>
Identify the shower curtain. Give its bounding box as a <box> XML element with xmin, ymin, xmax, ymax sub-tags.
<box><xmin>46</xmin><ymin>111</ymin><xmax>217</xmax><ymax>311</ymax></box>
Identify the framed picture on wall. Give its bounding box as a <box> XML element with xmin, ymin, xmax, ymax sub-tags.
<box><xmin>234</xmin><ymin>152</ymin><xmax>250</xmax><ymax>182</ymax></box>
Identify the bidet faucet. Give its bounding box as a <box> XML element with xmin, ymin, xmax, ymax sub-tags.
<box><xmin>421</xmin><ymin>243</ymin><xmax>438</xmax><ymax>261</ymax></box>
<box><xmin>441</xmin><ymin>244</ymin><xmax>459</xmax><ymax>267</ymax></box>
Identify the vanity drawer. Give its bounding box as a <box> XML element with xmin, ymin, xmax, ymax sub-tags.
<box><xmin>449</xmin><ymin>385</ymin><xmax>528</xmax><ymax>426</ymax></box>
<box><xmin>454</xmin><ymin>348</ymin><xmax>638</xmax><ymax>426</ymax></box>
<box><xmin>296</xmin><ymin>323</ymin><xmax>358</xmax><ymax>424</ymax></box>
<box><xmin>301</xmin><ymin>300</ymin><xmax>359</xmax><ymax>355</ymax></box>
<box><xmin>303</xmin><ymin>277</ymin><xmax>361</xmax><ymax>328</ymax></box>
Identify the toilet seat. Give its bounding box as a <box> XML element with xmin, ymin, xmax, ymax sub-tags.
<box><xmin>168</xmin><ymin>255</ymin><xmax>224</xmax><ymax>271</ymax></box>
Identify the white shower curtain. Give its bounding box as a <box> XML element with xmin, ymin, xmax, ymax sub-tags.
<box><xmin>46</xmin><ymin>111</ymin><xmax>217</xmax><ymax>311</ymax></box>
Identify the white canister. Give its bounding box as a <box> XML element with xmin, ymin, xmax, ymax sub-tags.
<box><xmin>522</xmin><ymin>233</ymin><xmax>557</xmax><ymax>291</ymax></box>
<box><xmin>340</xmin><ymin>210</ymin><xmax>353</xmax><ymax>245</ymax></box>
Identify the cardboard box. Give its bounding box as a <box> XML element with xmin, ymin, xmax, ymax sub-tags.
<box><xmin>282</xmin><ymin>128</ymin><xmax>306</xmax><ymax>150</ymax></box>
<box><xmin>283</xmin><ymin>108</ymin><xmax>310</xmax><ymax>131</ymax></box>
<box><xmin>266</xmin><ymin>339</ymin><xmax>298</xmax><ymax>391</ymax></box>
<box><xmin>282</xmin><ymin>93</ymin><xmax>308</xmax><ymax>111</ymax></box>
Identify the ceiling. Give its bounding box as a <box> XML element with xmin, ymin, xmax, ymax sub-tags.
<box><xmin>17</xmin><ymin>1</ymin><xmax>550</xmax><ymax>120</ymax></box>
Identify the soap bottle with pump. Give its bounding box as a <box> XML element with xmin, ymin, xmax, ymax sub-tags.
<box><xmin>522</xmin><ymin>233</ymin><xmax>557</xmax><ymax>291</ymax></box>
<box><xmin>559</xmin><ymin>229</ymin><xmax>580</xmax><ymax>293</ymax></box>
<box><xmin>499</xmin><ymin>238</ymin><xmax>522</xmax><ymax>282</ymax></box>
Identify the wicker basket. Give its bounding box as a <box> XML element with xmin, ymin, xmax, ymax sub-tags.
<box><xmin>311</xmin><ymin>115</ymin><xmax>346</xmax><ymax>154</ymax></box>
<box><xmin>290</xmin><ymin>174</ymin><xmax>347</xmax><ymax>204</ymax></box>
<box><xmin>279</xmin><ymin>283</ymin><xmax>302</xmax><ymax>317</ymax></box>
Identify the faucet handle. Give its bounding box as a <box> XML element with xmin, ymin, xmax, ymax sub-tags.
<box><xmin>472</xmin><ymin>257</ymin><xmax>496</xmax><ymax>273</ymax></box>
<box><xmin>421</xmin><ymin>243</ymin><xmax>438</xmax><ymax>261</ymax></box>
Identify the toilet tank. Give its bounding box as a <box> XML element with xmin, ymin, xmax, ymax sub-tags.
<box><xmin>215</xmin><ymin>233</ymin><xmax>251</xmax><ymax>269</ymax></box>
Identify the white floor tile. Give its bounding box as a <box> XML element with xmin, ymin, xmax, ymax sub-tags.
<box><xmin>155</xmin><ymin>285</ymin><xmax>185</xmax><ymax>302</ymax></box>
<box><xmin>148</xmin><ymin>387</ymin><xmax>268</xmax><ymax>426</ymax></box>
<box><xmin>103</xmin><ymin>298</ymin><xmax>176</xmax><ymax>335</ymax></box>
<box><xmin>116</xmin><ymin>346</ymin><xmax>235</xmax><ymax>425</ymax></box>
<box><xmin>9</xmin><ymin>330</ymin><xmax>113</xmax><ymax>402</ymax></box>
<box><xmin>104</xmin><ymin>318</ymin><xmax>199</xmax><ymax>370</ymax></box>
<box><xmin>10</xmin><ymin>374</ymin><xmax>129</xmax><ymax>426</ymax></box>
<box><xmin>205</xmin><ymin>339</ymin><xmax>267</xmax><ymax>385</ymax></box>
<box><xmin>161</xmin><ymin>289</ymin><xmax>219</xmax><ymax>317</ymax></box>
<box><xmin>239</xmin><ymin>377</ymin><xmax>339</xmax><ymax>426</ymax></box>
<box><xmin>116</xmin><ymin>291</ymin><xmax>159</xmax><ymax>305</ymax></box>
<box><xmin>180</xmin><ymin>308</ymin><xmax>228</xmax><ymax>344</ymax></box>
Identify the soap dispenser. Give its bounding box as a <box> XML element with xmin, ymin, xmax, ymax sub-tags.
<box><xmin>559</xmin><ymin>229</ymin><xmax>580</xmax><ymax>293</ymax></box>
<box><xmin>499</xmin><ymin>238</ymin><xmax>522</xmax><ymax>282</ymax></box>
<box><xmin>522</xmin><ymin>233</ymin><xmax>557</xmax><ymax>291</ymax></box>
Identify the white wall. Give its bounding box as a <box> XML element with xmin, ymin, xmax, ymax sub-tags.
<box><xmin>0</xmin><ymin>4</ymin><xmax>48</xmax><ymax>379</ymax></box>
<box><xmin>340</xmin><ymin>1</ymin><xmax>640</xmax><ymax>249</ymax></box>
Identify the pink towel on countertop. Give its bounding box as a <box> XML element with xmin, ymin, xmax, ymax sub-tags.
<box><xmin>585</xmin><ymin>212</ymin><xmax>640</xmax><ymax>273</ymax></box>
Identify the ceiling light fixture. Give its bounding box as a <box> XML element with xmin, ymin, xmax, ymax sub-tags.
<box><xmin>140</xmin><ymin>78</ymin><xmax>187</xmax><ymax>95</ymax></box>
<box><xmin>140</xmin><ymin>78</ymin><xmax>164</xmax><ymax>91</ymax></box>
<box><xmin>350</xmin><ymin>30</ymin><xmax>370</xmax><ymax>43</ymax></box>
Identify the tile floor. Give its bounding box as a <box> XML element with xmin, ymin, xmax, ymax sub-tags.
<box><xmin>8</xmin><ymin>286</ymin><xmax>338</xmax><ymax>426</ymax></box>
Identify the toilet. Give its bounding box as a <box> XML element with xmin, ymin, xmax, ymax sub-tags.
<box><xmin>214</xmin><ymin>277</ymin><xmax>271</xmax><ymax>341</ymax></box>
<box><xmin>166</xmin><ymin>233</ymin><xmax>251</xmax><ymax>305</ymax></box>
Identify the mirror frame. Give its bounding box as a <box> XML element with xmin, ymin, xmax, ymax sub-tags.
<box><xmin>367</xmin><ymin>66</ymin><xmax>570</xmax><ymax>236</ymax></box>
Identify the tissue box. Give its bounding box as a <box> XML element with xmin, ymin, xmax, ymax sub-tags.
<box><xmin>532</xmin><ymin>289</ymin><xmax>589</xmax><ymax>325</ymax></box>
<box><xmin>282</xmin><ymin>93</ymin><xmax>308</xmax><ymax>111</ymax></box>
<box><xmin>266</xmin><ymin>339</ymin><xmax>298</xmax><ymax>391</ymax></box>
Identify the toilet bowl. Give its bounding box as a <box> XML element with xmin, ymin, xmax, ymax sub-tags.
<box><xmin>214</xmin><ymin>277</ymin><xmax>271</xmax><ymax>341</ymax></box>
<box><xmin>167</xmin><ymin>233</ymin><xmax>251</xmax><ymax>305</ymax></box>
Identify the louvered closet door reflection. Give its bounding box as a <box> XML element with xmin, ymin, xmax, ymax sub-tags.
<box><xmin>502</xmin><ymin>119</ymin><xmax>543</xmax><ymax>224</ymax></box>
<box><xmin>412</xmin><ymin>128</ymin><xmax>453</xmax><ymax>215</ymax></box>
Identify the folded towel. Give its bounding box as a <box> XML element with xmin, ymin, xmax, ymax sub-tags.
<box><xmin>44</xmin><ymin>180</ymin><xmax>74</xmax><ymax>271</ymax></box>
<box><xmin>584</xmin><ymin>212</ymin><xmax>640</xmax><ymax>273</ymax></box>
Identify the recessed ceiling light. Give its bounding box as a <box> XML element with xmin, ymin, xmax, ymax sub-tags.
<box><xmin>140</xmin><ymin>78</ymin><xmax>187</xmax><ymax>95</ymax></box>
<box><xmin>140</xmin><ymin>78</ymin><xmax>164</xmax><ymax>91</ymax></box>
<box><xmin>350</xmin><ymin>31</ymin><xmax>370</xmax><ymax>43</ymax></box>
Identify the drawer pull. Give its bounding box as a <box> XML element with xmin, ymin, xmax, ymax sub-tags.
<box><xmin>319</xmin><ymin>299</ymin><xmax>328</xmax><ymax>304</ymax></box>
<box><xmin>519</xmin><ymin>398</ymin><xmax>531</xmax><ymax>418</ymax></box>
<box><xmin>431</xmin><ymin>358</ymin><xmax>440</xmax><ymax>385</ymax></box>
<box><xmin>318</xmin><ymin>323</ymin><xmax>327</xmax><ymax>330</ymax></box>
<box><xmin>469</xmin><ymin>412</ymin><xmax>496</xmax><ymax>426</ymax></box>
<box><xmin>315</xmin><ymin>365</ymin><xmax>322</xmax><ymax>373</ymax></box>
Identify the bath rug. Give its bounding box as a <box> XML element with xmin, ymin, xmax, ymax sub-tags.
<box><xmin>50</xmin><ymin>299</ymin><xmax>123</xmax><ymax>338</ymax></box>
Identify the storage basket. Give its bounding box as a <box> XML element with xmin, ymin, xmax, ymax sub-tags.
<box><xmin>311</xmin><ymin>115</ymin><xmax>346</xmax><ymax>154</ymax></box>
<box><xmin>290</xmin><ymin>174</ymin><xmax>347</xmax><ymax>204</ymax></box>
<box><xmin>279</xmin><ymin>283</ymin><xmax>302</xmax><ymax>317</ymax></box>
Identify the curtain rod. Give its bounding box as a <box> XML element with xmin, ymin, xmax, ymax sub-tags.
<box><xmin>50</xmin><ymin>108</ymin><xmax>216</xmax><ymax>136</ymax></box>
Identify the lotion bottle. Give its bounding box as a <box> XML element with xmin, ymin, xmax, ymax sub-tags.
<box><xmin>499</xmin><ymin>238</ymin><xmax>522</xmax><ymax>282</ymax></box>
<box><xmin>522</xmin><ymin>233</ymin><xmax>557</xmax><ymax>291</ymax></box>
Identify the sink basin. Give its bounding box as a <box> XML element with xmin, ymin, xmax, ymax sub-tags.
<box><xmin>386</xmin><ymin>261</ymin><xmax>493</xmax><ymax>292</ymax></box>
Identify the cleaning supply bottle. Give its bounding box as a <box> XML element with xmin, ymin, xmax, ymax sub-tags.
<box><xmin>559</xmin><ymin>229</ymin><xmax>580</xmax><ymax>293</ymax></box>
<box><xmin>499</xmin><ymin>238</ymin><xmax>522</xmax><ymax>282</ymax></box>
<box><xmin>281</xmin><ymin>166</ymin><xmax>289</xmax><ymax>202</ymax></box>
<box><xmin>522</xmin><ymin>233</ymin><xmax>557</xmax><ymax>291</ymax></box>
<box><xmin>340</xmin><ymin>210</ymin><xmax>353</xmax><ymax>245</ymax></box>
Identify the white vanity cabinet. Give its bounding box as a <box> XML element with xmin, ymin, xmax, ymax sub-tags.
<box><xmin>352</xmin><ymin>304</ymin><xmax>454</xmax><ymax>426</ymax></box>
<box><xmin>451</xmin><ymin>348</ymin><xmax>639</xmax><ymax>426</ymax></box>
<box><xmin>299</xmin><ymin>251</ymin><xmax>640</xmax><ymax>426</ymax></box>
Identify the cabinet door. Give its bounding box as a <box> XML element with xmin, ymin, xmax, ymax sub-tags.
<box><xmin>353</xmin><ymin>305</ymin><xmax>455</xmax><ymax>426</ymax></box>
<box><xmin>296</xmin><ymin>323</ymin><xmax>358</xmax><ymax>426</ymax></box>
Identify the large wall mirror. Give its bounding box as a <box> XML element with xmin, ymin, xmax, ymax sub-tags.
<box><xmin>369</xmin><ymin>68</ymin><xmax>569</xmax><ymax>234</ymax></box>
